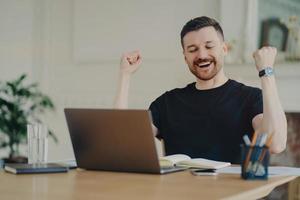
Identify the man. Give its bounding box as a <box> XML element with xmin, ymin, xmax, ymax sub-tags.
<box><xmin>114</xmin><ymin>16</ymin><xmax>287</xmax><ymax>163</ymax></box>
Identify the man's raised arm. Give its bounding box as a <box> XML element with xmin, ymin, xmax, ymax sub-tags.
<box><xmin>252</xmin><ymin>47</ymin><xmax>287</xmax><ymax>153</ymax></box>
<box><xmin>114</xmin><ymin>51</ymin><xmax>159</xmax><ymax>137</ymax></box>
<box><xmin>114</xmin><ymin>50</ymin><xmax>142</xmax><ymax>108</ymax></box>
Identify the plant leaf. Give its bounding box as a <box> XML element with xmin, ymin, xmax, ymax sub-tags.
<box><xmin>0</xmin><ymin>74</ymin><xmax>57</xmax><ymax>156</ymax></box>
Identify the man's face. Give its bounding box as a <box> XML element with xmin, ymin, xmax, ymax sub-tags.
<box><xmin>182</xmin><ymin>26</ymin><xmax>227</xmax><ymax>81</ymax></box>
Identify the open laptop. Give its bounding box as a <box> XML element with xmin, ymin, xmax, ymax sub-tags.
<box><xmin>64</xmin><ymin>108</ymin><xmax>185</xmax><ymax>174</ymax></box>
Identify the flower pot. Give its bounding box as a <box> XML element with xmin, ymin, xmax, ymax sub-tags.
<box><xmin>2</xmin><ymin>156</ymin><xmax>28</xmax><ymax>165</ymax></box>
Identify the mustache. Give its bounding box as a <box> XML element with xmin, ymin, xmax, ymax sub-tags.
<box><xmin>194</xmin><ymin>58</ymin><xmax>215</xmax><ymax>64</ymax></box>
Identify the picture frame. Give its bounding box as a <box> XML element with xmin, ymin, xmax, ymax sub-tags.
<box><xmin>260</xmin><ymin>18</ymin><xmax>288</xmax><ymax>51</ymax></box>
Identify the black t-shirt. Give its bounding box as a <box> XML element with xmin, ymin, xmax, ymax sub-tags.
<box><xmin>149</xmin><ymin>79</ymin><xmax>263</xmax><ymax>163</ymax></box>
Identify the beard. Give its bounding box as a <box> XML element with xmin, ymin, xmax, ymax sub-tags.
<box><xmin>188</xmin><ymin>57</ymin><xmax>222</xmax><ymax>81</ymax></box>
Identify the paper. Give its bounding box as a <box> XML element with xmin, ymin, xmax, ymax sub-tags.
<box><xmin>217</xmin><ymin>166</ymin><xmax>300</xmax><ymax>176</ymax></box>
<box><xmin>268</xmin><ymin>166</ymin><xmax>300</xmax><ymax>176</ymax></box>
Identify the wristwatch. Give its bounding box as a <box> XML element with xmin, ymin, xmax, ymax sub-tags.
<box><xmin>259</xmin><ymin>67</ymin><xmax>274</xmax><ymax>77</ymax></box>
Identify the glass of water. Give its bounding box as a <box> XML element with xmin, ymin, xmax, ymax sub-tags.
<box><xmin>27</xmin><ymin>124</ymin><xmax>48</xmax><ymax>165</ymax></box>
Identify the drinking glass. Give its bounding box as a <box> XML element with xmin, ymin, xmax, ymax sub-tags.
<box><xmin>27</xmin><ymin>124</ymin><xmax>48</xmax><ymax>165</ymax></box>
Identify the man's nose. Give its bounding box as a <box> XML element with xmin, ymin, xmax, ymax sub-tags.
<box><xmin>197</xmin><ymin>49</ymin><xmax>208</xmax><ymax>59</ymax></box>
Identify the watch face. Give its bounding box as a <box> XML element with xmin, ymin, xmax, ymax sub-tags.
<box><xmin>266</xmin><ymin>68</ymin><xmax>273</xmax><ymax>74</ymax></box>
<box><xmin>259</xmin><ymin>67</ymin><xmax>274</xmax><ymax>77</ymax></box>
<box><xmin>265</xmin><ymin>67</ymin><xmax>274</xmax><ymax>76</ymax></box>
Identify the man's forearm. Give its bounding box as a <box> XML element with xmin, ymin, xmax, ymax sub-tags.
<box><xmin>114</xmin><ymin>73</ymin><xmax>131</xmax><ymax>109</ymax></box>
<box><xmin>261</xmin><ymin>76</ymin><xmax>287</xmax><ymax>153</ymax></box>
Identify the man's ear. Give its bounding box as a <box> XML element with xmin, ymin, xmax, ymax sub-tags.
<box><xmin>223</xmin><ymin>42</ymin><xmax>228</xmax><ymax>56</ymax></box>
<box><xmin>183</xmin><ymin>50</ymin><xmax>188</xmax><ymax>64</ymax></box>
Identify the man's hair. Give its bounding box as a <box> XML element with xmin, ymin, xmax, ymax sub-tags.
<box><xmin>180</xmin><ymin>16</ymin><xmax>224</xmax><ymax>48</ymax></box>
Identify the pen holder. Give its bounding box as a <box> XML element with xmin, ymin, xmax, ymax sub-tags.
<box><xmin>241</xmin><ymin>144</ymin><xmax>270</xmax><ymax>180</ymax></box>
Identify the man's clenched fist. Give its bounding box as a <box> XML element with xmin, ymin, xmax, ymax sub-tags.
<box><xmin>253</xmin><ymin>47</ymin><xmax>277</xmax><ymax>71</ymax></box>
<box><xmin>120</xmin><ymin>50</ymin><xmax>142</xmax><ymax>75</ymax></box>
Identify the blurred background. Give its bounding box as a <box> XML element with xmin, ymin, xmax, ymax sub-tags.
<box><xmin>0</xmin><ymin>0</ymin><xmax>300</xmax><ymax>175</ymax></box>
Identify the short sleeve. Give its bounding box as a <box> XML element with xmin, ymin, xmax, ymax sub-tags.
<box><xmin>248</xmin><ymin>88</ymin><xmax>263</xmax><ymax>121</ymax></box>
<box><xmin>148</xmin><ymin>94</ymin><xmax>166</xmax><ymax>140</ymax></box>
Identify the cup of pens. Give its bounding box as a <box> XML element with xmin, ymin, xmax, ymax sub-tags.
<box><xmin>241</xmin><ymin>133</ymin><xmax>272</xmax><ymax>180</ymax></box>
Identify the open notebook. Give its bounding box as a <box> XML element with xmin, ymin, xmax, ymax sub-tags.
<box><xmin>160</xmin><ymin>154</ymin><xmax>231</xmax><ymax>169</ymax></box>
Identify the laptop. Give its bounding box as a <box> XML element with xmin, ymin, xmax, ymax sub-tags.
<box><xmin>64</xmin><ymin>108</ymin><xmax>185</xmax><ymax>174</ymax></box>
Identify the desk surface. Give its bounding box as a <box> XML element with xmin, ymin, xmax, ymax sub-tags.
<box><xmin>0</xmin><ymin>169</ymin><xmax>296</xmax><ymax>200</ymax></box>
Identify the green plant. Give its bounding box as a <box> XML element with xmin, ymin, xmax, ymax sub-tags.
<box><xmin>0</xmin><ymin>74</ymin><xmax>57</xmax><ymax>159</ymax></box>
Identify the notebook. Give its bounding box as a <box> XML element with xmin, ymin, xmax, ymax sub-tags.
<box><xmin>64</xmin><ymin>108</ymin><xmax>186</xmax><ymax>174</ymax></box>
<box><xmin>4</xmin><ymin>163</ymin><xmax>68</xmax><ymax>174</ymax></box>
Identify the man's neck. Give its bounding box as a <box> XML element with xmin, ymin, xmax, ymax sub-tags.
<box><xmin>195</xmin><ymin>69</ymin><xmax>228</xmax><ymax>90</ymax></box>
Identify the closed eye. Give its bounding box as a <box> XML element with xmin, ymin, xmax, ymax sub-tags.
<box><xmin>188</xmin><ymin>48</ymin><xmax>198</xmax><ymax>53</ymax></box>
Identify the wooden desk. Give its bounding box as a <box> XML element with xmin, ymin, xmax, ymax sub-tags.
<box><xmin>0</xmin><ymin>169</ymin><xmax>296</xmax><ymax>200</ymax></box>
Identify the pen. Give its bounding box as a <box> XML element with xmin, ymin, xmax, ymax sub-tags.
<box><xmin>255</xmin><ymin>134</ymin><xmax>262</xmax><ymax>146</ymax></box>
<box><xmin>253</xmin><ymin>133</ymin><xmax>273</xmax><ymax>175</ymax></box>
<box><xmin>243</xmin><ymin>132</ymin><xmax>258</xmax><ymax>172</ymax></box>
<box><xmin>252</xmin><ymin>133</ymin><xmax>268</xmax><ymax>161</ymax></box>
<box><xmin>258</xmin><ymin>133</ymin><xmax>273</xmax><ymax>162</ymax></box>
<box><xmin>259</xmin><ymin>134</ymin><xmax>268</xmax><ymax>147</ymax></box>
<box><xmin>243</xmin><ymin>135</ymin><xmax>251</xmax><ymax>146</ymax></box>
<box><xmin>251</xmin><ymin>132</ymin><xmax>258</xmax><ymax>146</ymax></box>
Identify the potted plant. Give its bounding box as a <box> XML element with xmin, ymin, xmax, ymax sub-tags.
<box><xmin>0</xmin><ymin>74</ymin><xmax>57</xmax><ymax>164</ymax></box>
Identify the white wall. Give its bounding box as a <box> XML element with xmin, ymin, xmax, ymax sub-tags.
<box><xmin>0</xmin><ymin>0</ymin><xmax>34</xmax><ymax>81</ymax></box>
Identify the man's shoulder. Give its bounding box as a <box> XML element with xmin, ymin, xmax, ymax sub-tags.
<box><xmin>151</xmin><ymin>83</ymin><xmax>194</xmax><ymax>103</ymax></box>
<box><xmin>163</xmin><ymin>82</ymin><xmax>195</xmax><ymax>95</ymax></box>
<box><xmin>229</xmin><ymin>79</ymin><xmax>261</xmax><ymax>93</ymax></box>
